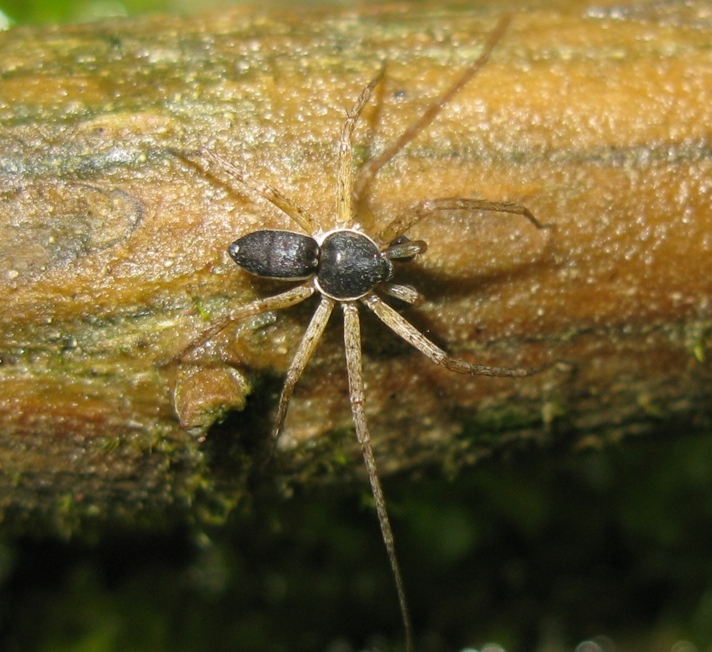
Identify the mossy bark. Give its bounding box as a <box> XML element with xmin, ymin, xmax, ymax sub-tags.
<box><xmin>0</xmin><ymin>0</ymin><xmax>710</xmax><ymax>535</ymax></box>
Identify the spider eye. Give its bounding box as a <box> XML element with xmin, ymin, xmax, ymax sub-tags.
<box><xmin>229</xmin><ymin>230</ymin><xmax>319</xmax><ymax>280</ymax></box>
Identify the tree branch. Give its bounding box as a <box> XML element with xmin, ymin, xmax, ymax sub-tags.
<box><xmin>0</xmin><ymin>1</ymin><xmax>710</xmax><ymax>534</ymax></box>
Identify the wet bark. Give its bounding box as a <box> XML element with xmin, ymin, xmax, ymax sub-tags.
<box><xmin>0</xmin><ymin>1</ymin><xmax>710</xmax><ymax>535</ymax></box>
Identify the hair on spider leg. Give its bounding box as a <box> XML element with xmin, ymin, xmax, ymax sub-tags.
<box><xmin>172</xmin><ymin>14</ymin><xmax>554</xmax><ymax>652</ymax></box>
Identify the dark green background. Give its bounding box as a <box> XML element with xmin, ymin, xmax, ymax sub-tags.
<box><xmin>2</xmin><ymin>433</ymin><xmax>712</xmax><ymax>651</ymax></box>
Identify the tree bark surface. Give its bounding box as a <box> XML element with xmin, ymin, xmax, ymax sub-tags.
<box><xmin>0</xmin><ymin>0</ymin><xmax>710</xmax><ymax>534</ymax></box>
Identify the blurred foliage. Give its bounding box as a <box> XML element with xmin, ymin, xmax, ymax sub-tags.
<box><xmin>0</xmin><ymin>0</ymin><xmax>373</xmax><ymax>26</ymax></box>
<box><xmin>1</xmin><ymin>432</ymin><xmax>712</xmax><ymax>652</ymax></box>
<box><xmin>0</xmin><ymin>0</ymin><xmax>214</xmax><ymax>26</ymax></box>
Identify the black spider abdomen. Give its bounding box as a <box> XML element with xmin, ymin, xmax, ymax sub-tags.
<box><xmin>229</xmin><ymin>230</ymin><xmax>319</xmax><ymax>280</ymax></box>
<box><xmin>316</xmin><ymin>230</ymin><xmax>393</xmax><ymax>300</ymax></box>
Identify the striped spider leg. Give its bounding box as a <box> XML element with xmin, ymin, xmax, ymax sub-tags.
<box><xmin>178</xmin><ymin>14</ymin><xmax>549</xmax><ymax>652</ymax></box>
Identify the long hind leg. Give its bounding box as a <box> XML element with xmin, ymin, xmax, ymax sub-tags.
<box><xmin>342</xmin><ymin>301</ymin><xmax>414</xmax><ymax>652</ymax></box>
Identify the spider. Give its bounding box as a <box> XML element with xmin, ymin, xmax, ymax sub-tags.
<box><xmin>177</xmin><ymin>15</ymin><xmax>550</xmax><ymax>652</ymax></box>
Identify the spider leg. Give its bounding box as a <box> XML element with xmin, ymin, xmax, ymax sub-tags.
<box><xmin>172</xmin><ymin>284</ymin><xmax>315</xmax><ymax>363</ymax></box>
<box><xmin>352</xmin><ymin>14</ymin><xmax>512</xmax><ymax>204</ymax></box>
<box><xmin>381</xmin><ymin>283</ymin><xmax>424</xmax><ymax>307</ymax></box>
<box><xmin>336</xmin><ymin>66</ymin><xmax>385</xmax><ymax>228</ymax></box>
<box><xmin>269</xmin><ymin>296</ymin><xmax>335</xmax><ymax>450</ymax></box>
<box><xmin>363</xmin><ymin>293</ymin><xmax>550</xmax><ymax>377</ymax></box>
<box><xmin>177</xmin><ymin>148</ymin><xmax>319</xmax><ymax>234</ymax></box>
<box><xmin>342</xmin><ymin>302</ymin><xmax>414</xmax><ymax>652</ymax></box>
<box><xmin>377</xmin><ymin>196</ymin><xmax>549</xmax><ymax>246</ymax></box>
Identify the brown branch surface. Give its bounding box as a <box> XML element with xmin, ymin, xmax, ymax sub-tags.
<box><xmin>0</xmin><ymin>1</ymin><xmax>710</xmax><ymax>534</ymax></box>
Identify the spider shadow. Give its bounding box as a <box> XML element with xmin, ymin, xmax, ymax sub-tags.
<box><xmin>415</xmin><ymin>254</ymin><xmax>552</xmax><ymax>301</ymax></box>
<box><xmin>200</xmin><ymin>375</ymin><xmax>283</xmax><ymax>485</ymax></box>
